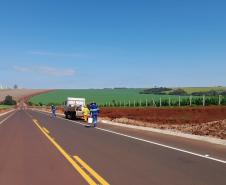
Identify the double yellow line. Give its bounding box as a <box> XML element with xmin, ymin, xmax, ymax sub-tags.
<box><xmin>32</xmin><ymin>119</ymin><xmax>109</xmax><ymax>185</ymax></box>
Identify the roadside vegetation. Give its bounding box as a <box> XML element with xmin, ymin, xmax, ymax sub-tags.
<box><xmin>0</xmin><ymin>95</ymin><xmax>16</xmax><ymax>109</ymax></box>
<box><xmin>0</xmin><ymin>105</ymin><xmax>13</xmax><ymax>109</ymax></box>
<box><xmin>29</xmin><ymin>87</ymin><xmax>226</xmax><ymax>107</ymax></box>
<box><xmin>1</xmin><ymin>95</ymin><xmax>17</xmax><ymax>105</ymax></box>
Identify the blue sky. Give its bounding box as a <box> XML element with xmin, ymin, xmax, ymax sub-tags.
<box><xmin>0</xmin><ymin>0</ymin><xmax>225</xmax><ymax>89</ymax></box>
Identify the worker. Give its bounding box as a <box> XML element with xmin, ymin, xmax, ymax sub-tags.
<box><xmin>82</xmin><ymin>105</ymin><xmax>90</xmax><ymax>122</ymax></box>
<box><xmin>51</xmin><ymin>105</ymin><xmax>56</xmax><ymax>117</ymax></box>
<box><xmin>89</xmin><ymin>102</ymin><xmax>99</xmax><ymax>127</ymax></box>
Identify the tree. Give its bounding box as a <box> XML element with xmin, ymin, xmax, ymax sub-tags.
<box><xmin>3</xmin><ymin>95</ymin><xmax>17</xmax><ymax>105</ymax></box>
<box><xmin>140</xmin><ymin>87</ymin><xmax>172</xmax><ymax>94</ymax></box>
<box><xmin>28</xmin><ymin>101</ymin><xmax>33</xmax><ymax>106</ymax></box>
<box><xmin>13</xmin><ymin>84</ymin><xmax>18</xmax><ymax>89</ymax></box>
<box><xmin>168</xmin><ymin>88</ymin><xmax>187</xmax><ymax>96</ymax></box>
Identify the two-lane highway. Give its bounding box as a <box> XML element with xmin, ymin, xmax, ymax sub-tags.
<box><xmin>0</xmin><ymin>110</ymin><xmax>87</xmax><ymax>185</ymax></box>
<box><xmin>0</xmin><ymin>109</ymin><xmax>226</xmax><ymax>185</ymax></box>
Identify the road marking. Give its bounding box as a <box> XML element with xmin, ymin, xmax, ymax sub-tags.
<box><xmin>96</xmin><ymin>127</ymin><xmax>226</xmax><ymax>165</ymax></box>
<box><xmin>0</xmin><ymin>109</ymin><xmax>15</xmax><ymax>117</ymax></box>
<box><xmin>65</xmin><ymin>119</ymin><xmax>226</xmax><ymax>165</ymax></box>
<box><xmin>31</xmin><ymin>118</ymin><xmax>108</xmax><ymax>185</ymax></box>
<box><xmin>28</xmin><ymin>114</ymin><xmax>33</xmax><ymax>119</ymax></box>
<box><xmin>0</xmin><ymin>111</ymin><xmax>16</xmax><ymax>126</ymax></box>
<box><xmin>73</xmin><ymin>156</ymin><xmax>109</xmax><ymax>185</ymax></box>
<box><xmin>31</xmin><ymin>110</ymin><xmax>226</xmax><ymax>165</ymax></box>
<box><xmin>43</xmin><ymin>127</ymin><xmax>50</xmax><ymax>134</ymax></box>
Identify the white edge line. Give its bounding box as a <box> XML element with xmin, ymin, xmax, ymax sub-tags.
<box><xmin>31</xmin><ymin>109</ymin><xmax>226</xmax><ymax>165</ymax></box>
<box><xmin>0</xmin><ymin>109</ymin><xmax>15</xmax><ymax>117</ymax></box>
<box><xmin>96</xmin><ymin>127</ymin><xmax>226</xmax><ymax>164</ymax></box>
<box><xmin>31</xmin><ymin>108</ymin><xmax>226</xmax><ymax>146</ymax></box>
<box><xmin>100</xmin><ymin>120</ymin><xmax>226</xmax><ymax>146</ymax></box>
<box><xmin>0</xmin><ymin>111</ymin><xmax>16</xmax><ymax>125</ymax></box>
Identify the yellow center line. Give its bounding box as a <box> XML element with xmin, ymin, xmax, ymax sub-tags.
<box><xmin>42</xmin><ymin>127</ymin><xmax>50</xmax><ymax>134</ymax></box>
<box><xmin>31</xmin><ymin>119</ymin><xmax>97</xmax><ymax>185</ymax></box>
<box><xmin>73</xmin><ymin>156</ymin><xmax>110</xmax><ymax>185</ymax></box>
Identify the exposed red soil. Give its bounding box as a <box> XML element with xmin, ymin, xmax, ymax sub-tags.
<box><xmin>100</xmin><ymin>107</ymin><xmax>226</xmax><ymax>139</ymax></box>
<box><xmin>33</xmin><ymin>106</ymin><xmax>226</xmax><ymax>139</ymax></box>
<box><xmin>0</xmin><ymin>109</ymin><xmax>6</xmax><ymax>113</ymax></box>
<box><xmin>100</xmin><ymin>106</ymin><xmax>226</xmax><ymax>125</ymax></box>
<box><xmin>0</xmin><ymin>108</ymin><xmax>14</xmax><ymax>114</ymax></box>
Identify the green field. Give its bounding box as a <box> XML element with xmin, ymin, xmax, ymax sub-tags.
<box><xmin>29</xmin><ymin>88</ymin><xmax>226</xmax><ymax>106</ymax></box>
<box><xmin>180</xmin><ymin>87</ymin><xmax>226</xmax><ymax>94</ymax></box>
<box><xmin>30</xmin><ymin>89</ymin><xmax>188</xmax><ymax>106</ymax></box>
<box><xmin>0</xmin><ymin>105</ymin><xmax>13</xmax><ymax>109</ymax></box>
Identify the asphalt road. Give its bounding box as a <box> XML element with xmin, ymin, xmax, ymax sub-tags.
<box><xmin>0</xmin><ymin>109</ymin><xmax>226</xmax><ymax>185</ymax></box>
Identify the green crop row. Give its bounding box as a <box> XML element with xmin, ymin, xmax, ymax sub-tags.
<box><xmin>100</xmin><ymin>96</ymin><xmax>226</xmax><ymax>107</ymax></box>
<box><xmin>29</xmin><ymin>89</ymin><xmax>226</xmax><ymax>107</ymax></box>
<box><xmin>30</xmin><ymin>89</ymin><xmax>182</xmax><ymax>106</ymax></box>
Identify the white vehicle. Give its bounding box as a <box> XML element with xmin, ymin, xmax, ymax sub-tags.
<box><xmin>63</xmin><ymin>97</ymin><xmax>86</xmax><ymax>119</ymax></box>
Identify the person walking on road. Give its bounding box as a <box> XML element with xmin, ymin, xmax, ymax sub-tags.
<box><xmin>89</xmin><ymin>102</ymin><xmax>99</xmax><ymax>127</ymax></box>
<box><xmin>51</xmin><ymin>105</ymin><xmax>56</xmax><ymax>118</ymax></box>
<box><xmin>82</xmin><ymin>105</ymin><xmax>90</xmax><ymax>122</ymax></box>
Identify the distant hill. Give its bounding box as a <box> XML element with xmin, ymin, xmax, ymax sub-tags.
<box><xmin>140</xmin><ymin>87</ymin><xmax>226</xmax><ymax>95</ymax></box>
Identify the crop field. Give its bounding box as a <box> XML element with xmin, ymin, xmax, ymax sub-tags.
<box><xmin>180</xmin><ymin>86</ymin><xmax>226</xmax><ymax>94</ymax></box>
<box><xmin>29</xmin><ymin>88</ymin><xmax>226</xmax><ymax>106</ymax></box>
<box><xmin>0</xmin><ymin>89</ymin><xmax>50</xmax><ymax>102</ymax></box>
<box><xmin>29</xmin><ymin>89</ymin><xmax>185</xmax><ymax>105</ymax></box>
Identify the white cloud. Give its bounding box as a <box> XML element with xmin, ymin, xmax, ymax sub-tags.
<box><xmin>38</xmin><ymin>66</ymin><xmax>75</xmax><ymax>76</ymax></box>
<box><xmin>13</xmin><ymin>66</ymin><xmax>32</xmax><ymax>72</ymax></box>
<box><xmin>29</xmin><ymin>51</ymin><xmax>81</xmax><ymax>57</ymax></box>
<box><xmin>13</xmin><ymin>65</ymin><xmax>75</xmax><ymax>77</ymax></box>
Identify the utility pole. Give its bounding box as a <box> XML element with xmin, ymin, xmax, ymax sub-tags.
<box><xmin>219</xmin><ymin>95</ymin><xmax>221</xmax><ymax>105</ymax></box>
<box><xmin>203</xmin><ymin>95</ymin><xmax>205</xmax><ymax>106</ymax></box>
<box><xmin>190</xmin><ymin>96</ymin><xmax>192</xmax><ymax>106</ymax></box>
<box><xmin>152</xmin><ymin>99</ymin><xmax>156</xmax><ymax>107</ymax></box>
